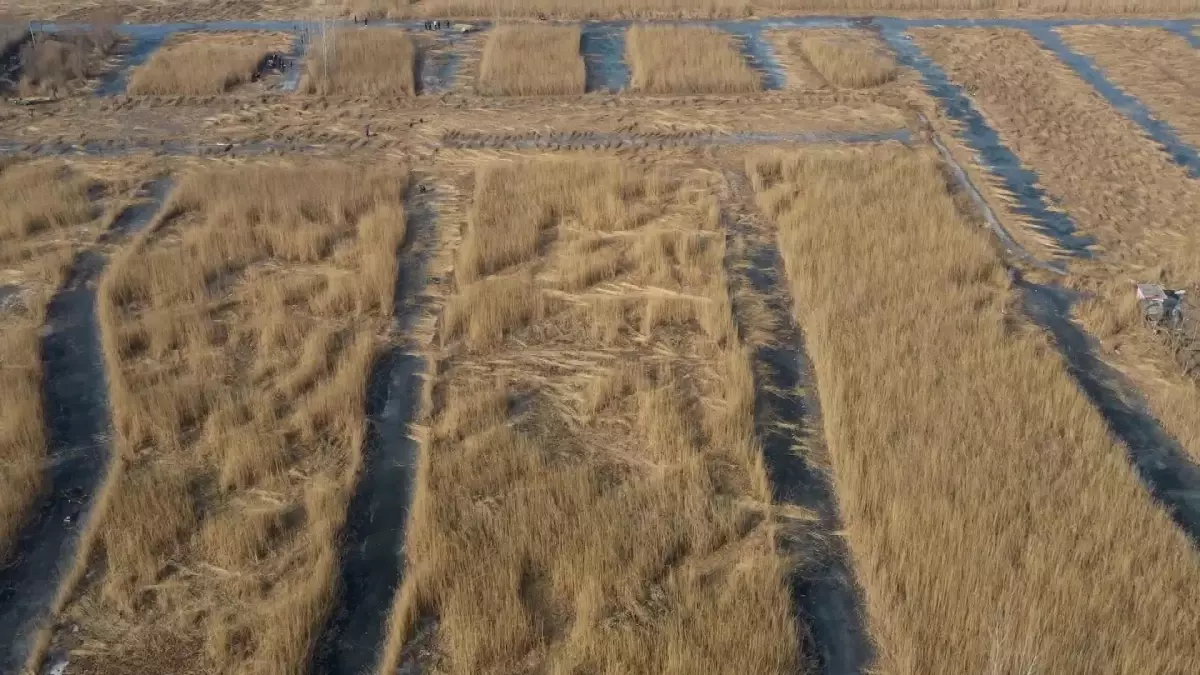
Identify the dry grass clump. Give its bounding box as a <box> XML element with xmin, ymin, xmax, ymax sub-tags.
<box><xmin>303</xmin><ymin>29</ymin><xmax>417</xmax><ymax>96</ymax></box>
<box><xmin>477</xmin><ymin>24</ymin><xmax>585</xmax><ymax>96</ymax></box>
<box><xmin>53</xmin><ymin>162</ymin><xmax>409</xmax><ymax>675</ymax></box>
<box><xmin>378</xmin><ymin>155</ymin><xmax>804</xmax><ymax>674</ymax></box>
<box><xmin>793</xmin><ymin>29</ymin><xmax>898</xmax><ymax>88</ymax></box>
<box><xmin>1059</xmin><ymin>26</ymin><xmax>1200</xmax><ymax>147</ymax></box>
<box><xmin>127</xmin><ymin>31</ymin><xmax>291</xmax><ymax>95</ymax></box>
<box><xmin>0</xmin><ymin>161</ymin><xmax>102</xmax><ymax>565</ymax></box>
<box><xmin>626</xmin><ymin>26</ymin><xmax>761</xmax><ymax>95</ymax></box>
<box><xmin>916</xmin><ymin>27</ymin><xmax>1200</xmax><ymax>465</ymax></box>
<box><xmin>749</xmin><ymin>143</ymin><xmax>1200</xmax><ymax>675</ymax></box>
<box><xmin>14</xmin><ymin>29</ymin><xmax>121</xmax><ymax>97</ymax></box>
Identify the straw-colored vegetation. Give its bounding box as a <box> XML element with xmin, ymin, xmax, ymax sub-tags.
<box><xmin>53</xmin><ymin>162</ymin><xmax>409</xmax><ymax>675</ymax></box>
<box><xmin>303</xmin><ymin>28</ymin><xmax>417</xmax><ymax>96</ymax></box>
<box><xmin>916</xmin><ymin>27</ymin><xmax>1200</xmax><ymax>466</ymax></box>
<box><xmin>477</xmin><ymin>24</ymin><xmax>586</xmax><ymax>96</ymax></box>
<box><xmin>0</xmin><ymin>161</ymin><xmax>101</xmax><ymax>565</ymax></box>
<box><xmin>127</xmin><ymin>31</ymin><xmax>291</xmax><ymax>95</ymax></box>
<box><xmin>1059</xmin><ymin>26</ymin><xmax>1200</xmax><ymax>147</ymax></box>
<box><xmin>749</xmin><ymin>143</ymin><xmax>1200</xmax><ymax>675</ymax></box>
<box><xmin>626</xmin><ymin>26</ymin><xmax>761</xmax><ymax>95</ymax></box>
<box><xmin>793</xmin><ymin>29</ymin><xmax>898</xmax><ymax>89</ymax></box>
<box><xmin>376</xmin><ymin>154</ymin><xmax>804</xmax><ymax>674</ymax></box>
<box><xmin>345</xmin><ymin>0</ymin><xmax>1200</xmax><ymax>19</ymax></box>
<box><xmin>14</xmin><ymin>29</ymin><xmax>121</xmax><ymax>97</ymax></box>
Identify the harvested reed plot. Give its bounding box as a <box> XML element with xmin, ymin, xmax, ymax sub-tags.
<box><xmin>303</xmin><ymin>29</ymin><xmax>417</xmax><ymax>96</ymax></box>
<box><xmin>749</xmin><ymin>143</ymin><xmax>1200</xmax><ymax>675</ymax></box>
<box><xmin>127</xmin><ymin>31</ymin><xmax>292</xmax><ymax>95</ymax></box>
<box><xmin>48</xmin><ymin>162</ymin><xmax>408</xmax><ymax>675</ymax></box>
<box><xmin>788</xmin><ymin>29</ymin><xmax>898</xmax><ymax>88</ymax></box>
<box><xmin>377</xmin><ymin>153</ymin><xmax>804</xmax><ymax>674</ymax></box>
<box><xmin>0</xmin><ymin>161</ymin><xmax>103</xmax><ymax>564</ymax></box>
<box><xmin>477</xmin><ymin>24</ymin><xmax>586</xmax><ymax>96</ymax></box>
<box><xmin>1059</xmin><ymin>26</ymin><xmax>1200</xmax><ymax>147</ymax></box>
<box><xmin>627</xmin><ymin>26</ymin><xmax>761</xmax><ymax>94</ymax></box>
<box><xmin>917</xmin><ymin>27</ymin><xmax>1200</xmax><ymax>465</ymax></box>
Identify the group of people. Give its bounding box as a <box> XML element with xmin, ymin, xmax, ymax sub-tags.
<box><xmin>423</xmin><ymin>20</ymin><xmax>447</xmax><ymax>30</ymax></box>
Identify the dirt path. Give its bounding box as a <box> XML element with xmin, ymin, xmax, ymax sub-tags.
<box><xmin>722</xmin><ymin>165</ymin><xmax>874</xmax><ymax>675</ymax></box>
<box><xmin>0</xmin><ymin>181</ymin><xmax>170</xmax><ymax>675</ymax></box>
<box><xmin>311</xmin><ymin>177</ymin><xmax>438</xmax><ymax>675</ymax></box>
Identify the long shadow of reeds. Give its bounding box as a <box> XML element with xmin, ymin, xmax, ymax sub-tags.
<box><xmin>1027</xmin><ymin>25</ymin><xmax>1200</xmax><ymax>179</ymax></box>
<box><xmin>723</xmin><ymin>169</ymin><xmax>874</xmax><ymax>675</ymax></box>
<box><xmin>0</xmin><ymin>180</ymin><xmax>171</xmax><ymax>674</ymax></box>
<box><xmin>312</xmin><ymin>181</ymin><xmax>437</xmax><ymax>675</ymax></box>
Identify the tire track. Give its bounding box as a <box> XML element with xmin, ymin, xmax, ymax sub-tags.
<box><xmin>311</xmin><ymin>177</ymin><xmax>437</xmax><ymax>675</ymax></box>
<box><xmin>0</xmin><ymin>179</ymin><xmax>171</xmax><ymax>675</ymax></box>
<box><xmin>722</xmin><ymin>166</ymin><xmax>874</xmax><ymax>675</ymax></box>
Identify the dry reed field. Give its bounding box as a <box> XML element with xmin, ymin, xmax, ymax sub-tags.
<box><xmin>0</xmin><ymin>161</ymin><xmax>103</xmax><ymax>565</ymax></box>
<box><xmin>793</xmin><ymin>29</ymin><xmax>898</xmax><ymax>88</ymax></box>
<box><xmin>126</xmin><ymin>31</ymin><xmax>291</xmax><ymax>95</ymax></box>
<box><xmin>50</xmin><ymin>161</ymin><xmax>409</xmax><ymax>675</ymax></box>
<box><xmin>477</xmin><ymin>24</ymin><xmax>586</xmax><ymax>96</ymax></box>
<box><xmin>626</xmin><ymin>26</ymin><xmax>761</xmax><ymax>95</ymax></box>
<box><xmin>916</xmin><ymin>27</ymin><xmax>1200</xmax><ymax>466</ymax></box>
<box><xmin>1059</xmin><ymin>26</ymin><xmax>1200</xmax><ymax>147</ymax></box>
<box><xmin>303</xmin><ymin>28</ymin><xmax>417</xmax><ymax>96</ymax></box>
<box><xmin>345</xmin><ymin>0</ymin><xmax>1200</xmax><ymax>19</ymax></box>
<box><xmin>750</xmin><ymin>143</ymin><xmax>1200</xmax><ymax>675</ymax></box>
<box><xmin>14</xmin><ymin>29</ymin><xmax>122</xmax><ymax>97</ymax></box>
<box><xmin>375</xmin><ymin>153</ymin><xmax>805</xmax><ymax>674</ymax></box>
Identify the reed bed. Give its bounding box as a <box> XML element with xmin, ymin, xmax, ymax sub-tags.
<box><xmin>1059</xmin><ymin>26</ymin><xmax>1200</xmax><ymax>147</ymax></box>
<box><xmin>346</xmin><ymin>0</ymin><xmax>1200</xmax><ymax>18</ymax></box>
<box><xmin>916</xmin><ymin>26</ymin><xmax>1200</xmax><ymax>466</ymax></box>
<box><xmin>303</xmin><ymin>28</ymin><xmax>417</xmax><ymax>96</ymax></box>
<box><xmin>749</xmin><ymin>143</ymin><xmax>1200</xmax><ymax>675</ymax></box>
<box><xmin>0</xmin><ymin>161</ymin><xmax>100</xmax><ymax>565</ymax></box>
<box><xmin>127</xmin><ymin>31</ymin><xmax>291</xmax><ymax>95</ymax></box>
<box><xmin>376</xmin><ymin>154</ymin><xmax>805</xmax><ymax>675</ymax></box>
<box><xmin>477</xmin><ymin>24</ymin><xmax>586</xmax><ymax>96</ymax></box>
<box><xmin>13</xmin><ymin>28</ymin><xmax>121</xmax><ymax>97</ymax></box>
<box><xmin>52</xmin><ymin>162</ymin><xmax>409</xmax><ymax>675</ymax></box>
<box><xmin>626</xmin><ymin>26</ymin><xmax>762</xmax><ymax>95</ymax></box>
<box><xmin>792</xmin><ymin>29</ymin><xmax>898</xmax><ymax>88</ymax></box>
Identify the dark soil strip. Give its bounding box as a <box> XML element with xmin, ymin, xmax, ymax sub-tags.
<box><xmin>1020</xmin><ymin>283</ymin><xmax>1200</xmax><ymax>543</ymax></box>
<box><xmin>875</xmin><ymin>20</ymin><xmax>1095</xmax><ymax>258</ymax></box>
<box><xmin>722</xmin><ymin>168</ymin><xmax>874</xmax><ymax>675</ymax></box>
<box><xmin>726</xmin><ymin>26</ymin><xmax>785</xmax><ymax>91</ymax></box>
<box><xmin>0</xmin><ymin>138</ymin><xmax>317</xmax><ymax>157</ymax></box>
<box><xmin>580</xmin><ymin>22</ymin><xmax>630</xmax><ymax>92</ymax></box>
<box><xmin>0</xmin><ymin>183</ymin><xmax>169</xmax><ymax>674</ymax></box>
<box><xmin>1028</xmin><ymin>25</ymin><xmax>1200</xmax><ymax>179</ymax></box>
<box><xmin>312</xmin><ymin>179</ymin><xmax>438</xmax><ymax>675</ymax></box>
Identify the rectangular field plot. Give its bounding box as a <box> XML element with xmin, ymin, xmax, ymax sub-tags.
<box><xmin>477</xmin><ymin>24</ymin><xmax>586</xmax><ymax>96</ymax></box>
<box><xmin>916</xmin><ymin>26</ymin><xmax>1200</xmax><ymax>468</ymax></box>
<box><xmin>127</xmin><ymin>31</ymin><xmax>292</xmax><ymax>95</ymax></box>
<box><xmin>750</xmin><ymin>143</ymin><xmax>1200</xmax><ymax>675</ymax></box>
<box><xmin>626</xmin><ymin>26</ymin><xmax>761</xmax><ymax>95</ymax></box>
<box><xmin>0</xmin><ymin>160</ymin><xmax>105</xmax><ymax>564</ymax></box>
<box><xmin>303</xmin><ymin>29</ymin><xmax>417</xmax><ymax>96</ymax></box>
<box><xmin>8</xmin><ymin>30</ymin><xmax>123</xmax><ymax>98</ymax></box>
<box><xmin>769</xmin><ymin>29</ymin><xmax>898</xmax><ymax>89</ymax></box>
<box><xmin>1059</xmin><ymin>26</ymin><xmax>1200</xmax><ymax>147</ymax></box>
<box><xmin>376</xmin><ymin>153</ymin><xmax>806</xmax><ymax>674</ymax></box>
<box><xmin>51</xmin><ymin>162</ymin><xmax>408</xmax><ymax>674</ymax></box>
